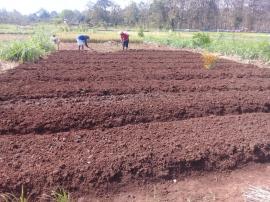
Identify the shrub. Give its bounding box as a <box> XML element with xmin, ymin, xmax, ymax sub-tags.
<box><xmin>192</xmin><ymin>33</ymin><xmax>211</xmax><ymax>47</ymax></box>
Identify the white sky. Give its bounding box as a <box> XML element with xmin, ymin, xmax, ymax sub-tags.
<box><xmin>0</xmin><ymin>0</ymin><xmax>144</xmax><ymax>15</ymax></box>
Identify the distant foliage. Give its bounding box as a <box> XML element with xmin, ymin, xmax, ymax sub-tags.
<box><xmin>1</xmin><ymin>0</ymin><xmax>270</xmax><ymax>32</ymax></box>
<box><xmin>192</xmin><ymin>33</ymin><xmax>211</xmax><ymax>47</ymax></box>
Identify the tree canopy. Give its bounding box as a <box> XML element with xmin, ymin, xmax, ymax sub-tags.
<box><xmin>0</xmin><ymin>0</ymin><xmax>269</xmax><ymax>32</ymax></box>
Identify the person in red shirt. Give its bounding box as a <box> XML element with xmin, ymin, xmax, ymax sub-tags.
<box><xmin>120</xmin><ymin>31</ymin><xmax>129</xmax><ymax>51</ymax></box>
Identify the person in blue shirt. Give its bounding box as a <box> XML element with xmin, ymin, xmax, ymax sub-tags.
<box><xmin>76</xmin><ymin>35</ymin><xmax>90</xmax><ymax>50</ymax></box>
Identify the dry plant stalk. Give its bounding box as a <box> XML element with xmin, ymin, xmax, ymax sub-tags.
<box><xmin>202</xmin><ymin>52</ymin><xmax>218</xmax><ymax>69</ymax></box>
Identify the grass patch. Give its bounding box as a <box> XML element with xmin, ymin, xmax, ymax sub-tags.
<box><xmin>144</xmin><ymin>32</ymin><xmax>270</xmax><ymax>63</ymax></box>
<box><xmin>0</xmin><ymin>29</ymin><xmax>55</xmax><ymax>62</ymax></box>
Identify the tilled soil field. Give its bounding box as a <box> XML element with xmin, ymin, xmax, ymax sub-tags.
<box><xmin>0</xmin><ymin>50</ymin><xmax>270</xmax><ymax>200</ymax></box>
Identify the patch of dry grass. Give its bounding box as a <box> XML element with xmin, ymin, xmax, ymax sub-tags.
<box><xmin>202</xmin><ymin>52</ymin><xmax>219</xmax><ymax>69</ymax></box>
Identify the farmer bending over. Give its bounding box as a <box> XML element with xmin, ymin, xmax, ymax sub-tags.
<box><xmin>76</xmin><ymin>35</ymin><xmax>90</xmax><ymax>50</ymax></box>
<box><xmin>120</xmin><ymin>31</ymin><xmax>129</xmax><ymax>51</ymax></box>
<box><xmin>51</xmin><ymin>34</ymin><xmax>60</xmax><ymax>50</ymax></box>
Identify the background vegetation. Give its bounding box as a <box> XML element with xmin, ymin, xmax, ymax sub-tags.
<box><xmin>0</xmin><ymin>0</ymin><xmax>270</xmax><ymax>32</ymax></box>
<box><xmin>0</xmin><ymin>0</ymin><xmax>269</xmax><ymax>63</ymax></box>
<box><xmin>0</xmin><ymin>28</ymin><xmax>55</xmax><ymax>62</ymax></box>
<box><xmin>0</xmin><ymin>23</ymin><xmax>269</xmax><ymax>63</ymax></box>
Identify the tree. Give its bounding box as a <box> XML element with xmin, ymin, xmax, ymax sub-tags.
<box><xmin>138</xmin><ymin>2</ymin><xmax>150</xmax><ymax>29</ymax></box>
<box><xmin>149</xmin><ymin>0</ymin><xmax>168</xmax><ymax>29</ymax></box>
<box><xmin>0</xmin><ymin>0</ymin><xmax>269</xmax><ymax>32</ymax></box>
<box><xmin>35</xmin><ymin>9</ymin><xmax>50</xmax><ymax>20</ymax></box>
<box><xmin>123</xmin><ymin>2</ymin><xmax>140</xmax><ymax>26</ymax></box>
<box><xmin>110</xmin><ymin>3</ymin><xmax>123</xmax><ymax>26</ymax></box>
<box><xmin>60</xmin><ymin>10</ymin><xmax>84</xmax><ymax>24</ymax></box>
<box><xmin>86</xmin><ymin>0</ymin><xmax>113</xmax><ymax>26</ymax></box>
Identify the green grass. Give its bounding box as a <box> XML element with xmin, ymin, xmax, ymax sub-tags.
<box><xmin>144</xmin><ymin>32</ymin><xmax>270</xmax><ymax>63</ymax></box>
<box><xmin>0</xmin><ymin>29</ymin><xmax>55</xmax><ymax>62</ymax></box>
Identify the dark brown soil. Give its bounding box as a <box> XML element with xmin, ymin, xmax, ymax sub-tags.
<box><xmin>0</xmin><ymin>50</ymin><xmax>270</xmax><ymax>200</ymax></box>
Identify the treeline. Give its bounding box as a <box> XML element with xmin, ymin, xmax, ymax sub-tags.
<box><xmin>1</xmin><ymin>0</ymin><xmax>270</xmax><ymax>32</ymax></box>
<box><xmin>0</xmin><ymin>8</ymin><xmax>85</xmax><ymax>25</ymax></box>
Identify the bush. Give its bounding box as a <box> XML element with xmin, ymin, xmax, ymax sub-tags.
<box><xmin>192</xmin><ymin>33</ymin><xmax>211</xmax><ymax>47</ymax></box>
